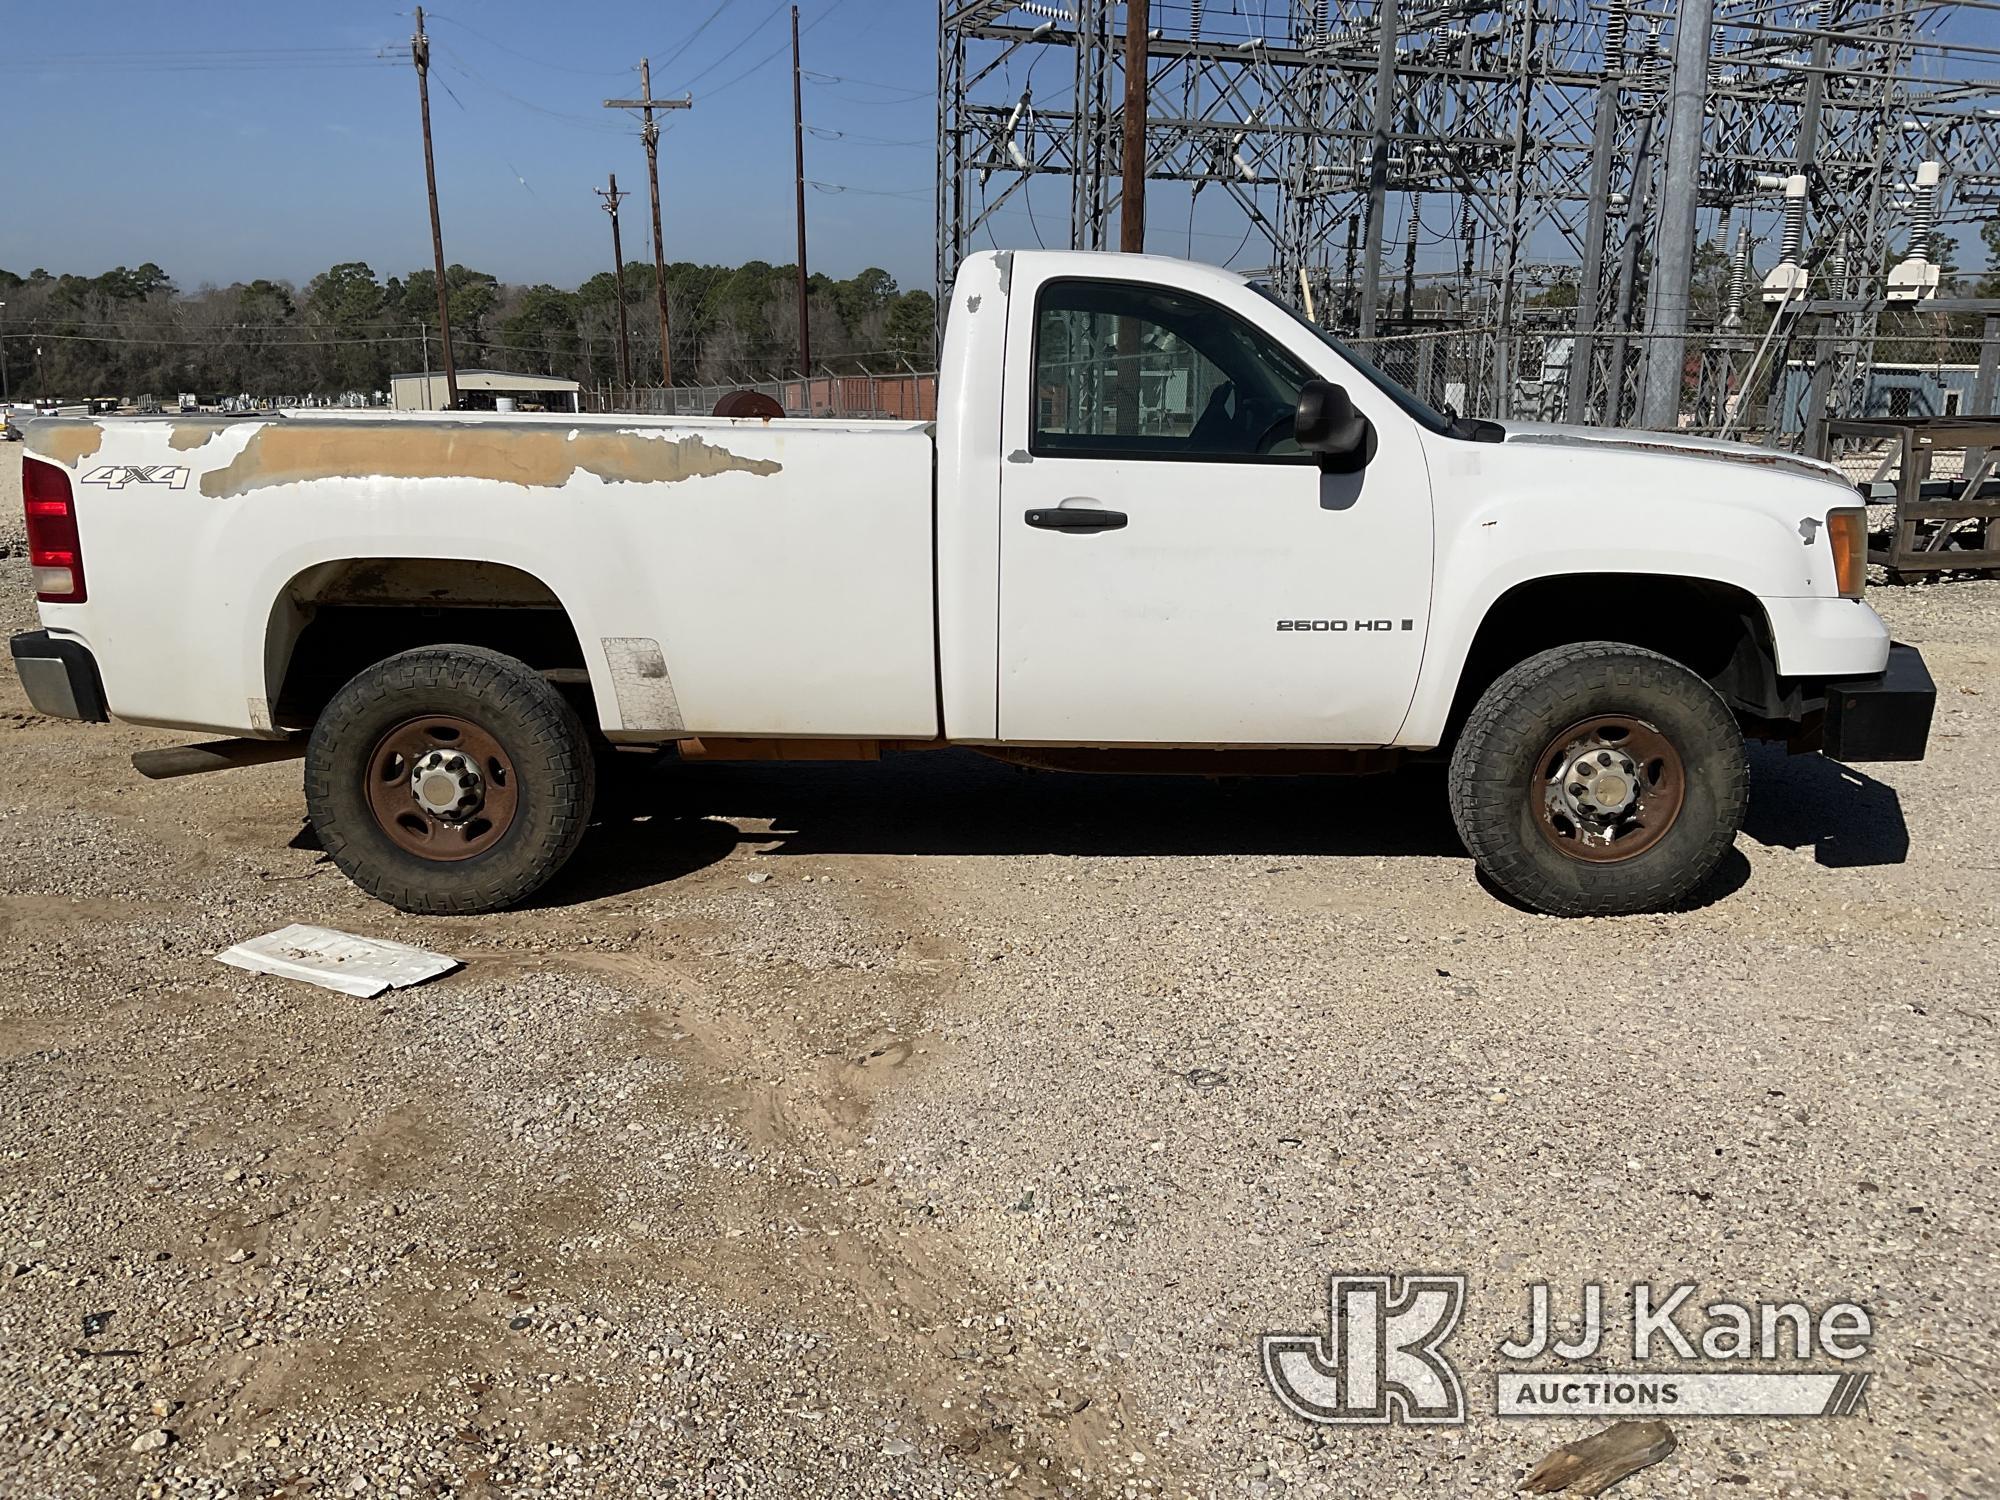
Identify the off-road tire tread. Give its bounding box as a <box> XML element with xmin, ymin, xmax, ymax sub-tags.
<box><xmin>1447</xmin><ymin>642</ymin><xmax>1748</xmax><ymax>917</ymax></box>
<box><xmin>305</xmin><ymin>645</ymin><xmax>595</xmax><ymax>915</ymax></box>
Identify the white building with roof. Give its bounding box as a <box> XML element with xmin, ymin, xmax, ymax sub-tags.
<box><xmin>389</xmin><ymin>369</ymin><xmax>582</xmax><ymax>413</ymax></box>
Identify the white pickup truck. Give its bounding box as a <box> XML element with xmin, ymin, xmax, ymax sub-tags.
<box><xmin>11</xmin><ymin>250</ymin><xmax>1933</xmax><ymax>917</ymax></box>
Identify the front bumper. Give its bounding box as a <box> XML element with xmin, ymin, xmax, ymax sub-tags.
<box><xmin>9</xmin><ymin>629</ymin><xmax>108</xmax><ymax>722</ymax></box>
<box><xmin>1820</xmin><ymin>642</ymin><xmax>1933</xmax><ymax>762</ymax></box>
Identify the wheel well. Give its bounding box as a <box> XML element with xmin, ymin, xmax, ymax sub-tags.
<box><xmin>1446</xmin><ymin>574</ymin><xmax>1789</xmax><ymax>735</ymax></box>
<box><xmin>269</xmin><ymin>559</ymin><xmax>587</xmax><ymax>729</ymax></box>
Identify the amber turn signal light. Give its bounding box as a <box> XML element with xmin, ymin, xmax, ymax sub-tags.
<box><xmin>1827</xmin><ymin>507</ymin><xmax>1867</xmax><ymax>599</ymax></box>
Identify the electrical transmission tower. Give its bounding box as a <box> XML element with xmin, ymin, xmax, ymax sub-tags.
<box><xmin>939</xmin><ymin>0</ymin><xmax>2000</xmax><ymax>431</ymax></box>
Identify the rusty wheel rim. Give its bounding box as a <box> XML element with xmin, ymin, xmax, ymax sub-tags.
<box><xmin>1532</xmin><ymin>714</ymin><xmax>1685</xmax><ymax>864</ymax></box>
<box><xmin>363</xmin><ymin>715</ymin><xmax>519</xmax><ymax>863</ymax></box>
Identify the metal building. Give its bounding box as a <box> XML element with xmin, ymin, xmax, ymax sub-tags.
<box><xmin>390</xmin><ymin>369</ymin><xmax>583</xmax><ymax>413</ymax></box>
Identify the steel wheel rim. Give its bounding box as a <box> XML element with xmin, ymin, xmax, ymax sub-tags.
<box><xmin>363</xmin><ymin>714</ymin><xmax>519</xmax><ymax>863</ymax></box>
<box><xmin>1531</xmin><ymin>714</ymin><xmax>1685</xmax><ymax>864</ymax></box>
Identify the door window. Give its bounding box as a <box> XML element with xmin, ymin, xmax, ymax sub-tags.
<box><xmin>1032</xmin><ymin>279</ymin><xmax>1315</xmax><ymax>461</ymax></box>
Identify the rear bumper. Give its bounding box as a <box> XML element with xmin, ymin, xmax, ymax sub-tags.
<box><xmin>1820</xmin><ymin>642</ymin><xmax>1933</xmax><ymax>762</ymax></box>
<box><xmin>9</xmin><ymin>629</ymin><xmax>108</xmax><ymax>722</ymax></box>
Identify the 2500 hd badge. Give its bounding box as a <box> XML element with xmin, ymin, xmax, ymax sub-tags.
<box><xmin>1277</xmin><ymin>618</ymin><xmax>1417</xmax><ymax>632</ymax></box>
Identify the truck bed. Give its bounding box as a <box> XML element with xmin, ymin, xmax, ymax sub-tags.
<box><xmin>25</xmin><ymin>409</ymin><xmax>940</xmax><ymax>741</ymax></box>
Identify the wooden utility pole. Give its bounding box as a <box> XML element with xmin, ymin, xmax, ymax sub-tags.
<box><xmin>597</xmin><ymin>174</ymin><xmax>632</xmax><ymax>389</ymax></box>
<box><xmin>1120</xmin><ymin>0</ymin><xmax>1149</xmax><ymax>253</ymax></box>
<box><xmin>603</xmin><ymin>61</ymin><xmax>691</xmax><ymax>386</ymax></box>
<box><xmin>790</xmin><ymin>5</ymin><xmax>812</xmax><ymax>379</ymax></box>
<box><xmin>412</xmin><ymin>6</ymin><xmax>458</xmax><ymax>408</ymax></box>
<box><xmin>1114</xmin><ymin>0</ymin><xmax>1150</xmax><ymax>431</ymax></box>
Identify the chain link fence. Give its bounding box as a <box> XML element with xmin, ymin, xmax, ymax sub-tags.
<box><xmin>1347</xmin><ymin>326</ymin><xmax>1791</xmax><ymax>434</ymax></box>
<box><xmin>1348</xmin><ymin>323</ymin><xmax>1999</xmax><ymax>480</ymax></box>
<box><xmin>582</xmin><ymin>327</ymin><xmax>1995</xmax><ymax>497</ymax></box>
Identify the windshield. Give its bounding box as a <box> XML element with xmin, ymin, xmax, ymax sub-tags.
<box><xmin>1252</xmin><ymin>284</ymin><xmax>1457</xmax><ymax>435</ymax></box>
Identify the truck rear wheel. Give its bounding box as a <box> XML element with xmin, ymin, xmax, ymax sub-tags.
<box><xmin>1447</xmin><ymin>643</ymin><xmax>1748</xmax><ymax>916</ymax></box>
<box><xmin>305</xmin><ymin>646</ymin><xmax>596</xmax><ymax>915</ymax></box>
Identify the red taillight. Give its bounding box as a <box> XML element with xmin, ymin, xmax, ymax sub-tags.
<box><xmin>23</xmin><ymin>458</ymin><xmax>85</xmax><ymax>604</ymax></box>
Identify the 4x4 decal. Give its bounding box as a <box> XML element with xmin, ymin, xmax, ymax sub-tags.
<box><xmin>79</xmin><ymin>464</ymin><xmax>191</xmax><ymax>491</ymax></box>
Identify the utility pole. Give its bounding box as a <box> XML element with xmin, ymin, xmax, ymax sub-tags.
<box><xmin>1119</xmin><ymin>0</ymin><xmax>1148</xmax><ymax>252</ymax></box>
<box><xmin>1114</xmin><ymin>0</ymin><xmax>1149</xmax><ymax>433</ymax></box>
<box><xmin>604</xmin><ymin>60</ymin><xmax>692</xmax><ymax>386</ymax></box>
<box><xmin>1604</xmin><ymin>112</ymin><xmax>1657</xmax><ymax>428</ymax></box>
<box><xmin>790</xmin><ymin>5</ymin><xmax>812</xmax><ymax>379</ymax></box>
<box><xmin>597</xmin><ymin>174</ymin><xmax>633</xmax><ymax>390</ymax></box>
<box><xmin>1568</xmin><ymin>26</ymin><xmax>1626</xmax><ymax>425</ymax></box>
<box><xmin>1356</xmin><ymin>0</ymin><xmax>1399</xmax><ymax>340</ymax></box>
<box><xmin>411</xmin><ymin>6</ymin><xmax>458</xmax><ymax>409</ymax></box>
<box><xmin>1636</xmin><ymin>0</ymin><xmax>1713</xmax><ymax>430</ymax></box>
<box><xmin>0</xmin><ymin>301</ymin><xmax>8</xmax><ymax>404</ymax></box>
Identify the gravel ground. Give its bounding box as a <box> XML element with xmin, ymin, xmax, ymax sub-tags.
<box><xmin>1</xmin><ymin>449</ymin><xmax>1995</xmax><ymax>1497</ymax></box>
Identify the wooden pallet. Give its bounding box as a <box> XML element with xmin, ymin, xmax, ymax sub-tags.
<box><xmin>1825</xmin><ymin>417</ymin><xmax>2000</xmax><ymax>575</ymax></box>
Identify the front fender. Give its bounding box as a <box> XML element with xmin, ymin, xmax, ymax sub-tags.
<box><xmin>1399</xmin><ymin>441</ymin><xmax>1872</xmax><ymax>747</ymax></box>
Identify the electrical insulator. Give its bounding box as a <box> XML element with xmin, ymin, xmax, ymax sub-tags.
<box><xmin>1780</xmin><ymin>188</ymin><xmax>1804</xmax><ymax>264</ymax></box>
<box><xmin>1887</xmin><ymin>161</ymin><xmax>1943</xmax><ymax>301</ymax></box>
<box><xmin>1760</xmin><ymin>173</ymin><xmax>1810</xmax><ymax>305</ymax></box>
<box><xmin>1724</xmin><ymin>223</ymin><xmax>1750</xmax><ymax>328</ymax></box>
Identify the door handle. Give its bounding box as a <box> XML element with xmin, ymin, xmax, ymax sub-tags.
<box><xmin>1025</xmin><ymin>506</ymin><xmax>1128</xmax><ymax>531</ymax></box>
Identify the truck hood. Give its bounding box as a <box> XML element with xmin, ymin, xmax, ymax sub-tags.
<box><xmin>1498</xmin><ymin>422</ymin><xmax>1851</xmax><ymax>488</ymax></box>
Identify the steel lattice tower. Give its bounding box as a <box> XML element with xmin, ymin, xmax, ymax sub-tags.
<box><xmin>938</xmin><ymin>0</ymin><xmax>2000</xmax><ymax>426</ymax></box>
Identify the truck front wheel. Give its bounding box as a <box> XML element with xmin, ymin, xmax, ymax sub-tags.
<box><xmin>1447</xmin><ymin>643</ymin><xmax>1748</xmax><ymax>916</ymax></box>
<box><xmin>305</xmin><ymin>646</ymin><xmax>597</xmax><ymax>915</ymax></box>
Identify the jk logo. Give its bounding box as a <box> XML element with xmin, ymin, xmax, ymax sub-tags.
<box><xmin>1262</xmin><ymin>1273</ymin><xmax>1467</xmax><ymax>1425</ymax></box>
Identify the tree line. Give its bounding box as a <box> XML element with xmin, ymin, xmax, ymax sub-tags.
<box><xmin>0</xmin><ymin>259</ymin><xmax>939</xmax><ymax>402</ymax></box>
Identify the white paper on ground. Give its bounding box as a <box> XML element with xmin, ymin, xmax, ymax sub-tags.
<box><xmin>215</xmin><ymin>924</ymin><xmax>461</xmax><ymax>999</ymax></box>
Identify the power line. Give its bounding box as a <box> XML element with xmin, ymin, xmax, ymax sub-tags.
<box><xmin>693</xmin><ymin>0</ymin><xmax>856</xmax><ymax>101</ymax></box>
<box><xmin>0</xmin><ymin>55</ymin><xmax>403</xmax><ymax>73</ymax></box>
<box><xmin>659</xmin><ymin>0</ymin><xmax>741</xmax><ymax>60</ymax></box>
<box><xmin>436</xmin><ymin>45</ymin><xmax>632</xmax><ymax>134</ymax></box>
<box><xmin>802</xmin><ymin>70</ymin><xmax>934</xmax><ymax>99</ymax></box>
<box><xmin>669</xmin><ymin>0</ymin><xmax>788</xmax><ymax>94</ymax></box>
<box><xmin>424</xmin><ymin>12</ymin><xmax>634</xmax><ymax>78</ymax></box>
<box><xmin>806</xmin><ymin>180</ymin><xmax>930</xmax><ymax>200</ymax></box>
<box><xmin>805</xmin><ymin>125</ymin><xmax>930</xmax><ymax>147</ymax></box>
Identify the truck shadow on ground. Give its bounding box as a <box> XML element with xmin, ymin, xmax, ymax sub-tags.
<box><xmin>538</xmin><ymin>741</ymin><xmax>1906</xmax><ymax>907</ymax></box>
<box><xmin>1740</xmin><ymin>742</ymin><xmax>1912</xmax><ymax>868</ymax></box>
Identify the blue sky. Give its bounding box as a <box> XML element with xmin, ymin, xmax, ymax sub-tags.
<box><xmin>0</xmin><ymin>1</ymin><xmax>941</xmax><ymax>293</ymax></box>
<box><xmin>4</xmin><ymin>3</ymin><xmax>1997</xmax><ymax>299</ymax></box>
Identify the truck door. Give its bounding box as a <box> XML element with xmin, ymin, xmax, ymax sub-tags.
<box><xmin>996</xmin><ymin>269</ymin><xmax>1434</xmax><ymax>746</ymax></box>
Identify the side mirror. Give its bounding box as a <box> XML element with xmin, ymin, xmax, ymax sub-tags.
<box><xmin>1294</xmin><ymin>379</ymin><xmax>1375</xmax><ymax>473</ymax></box>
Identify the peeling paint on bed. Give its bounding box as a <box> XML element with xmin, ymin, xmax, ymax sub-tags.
<box><xmin>197</xmin><ymin>424</ymin><xmax>782</xmax><ymax>498</ymax></box>
<box><xmin>33</xmin><ymin>422</ymin><xmax>104</xmax><ymax>466</ymax></box>
<box><xmin>168</xmin><ymin>422</ymin><xmax>231</xmax><ymax>451</ymax></box>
